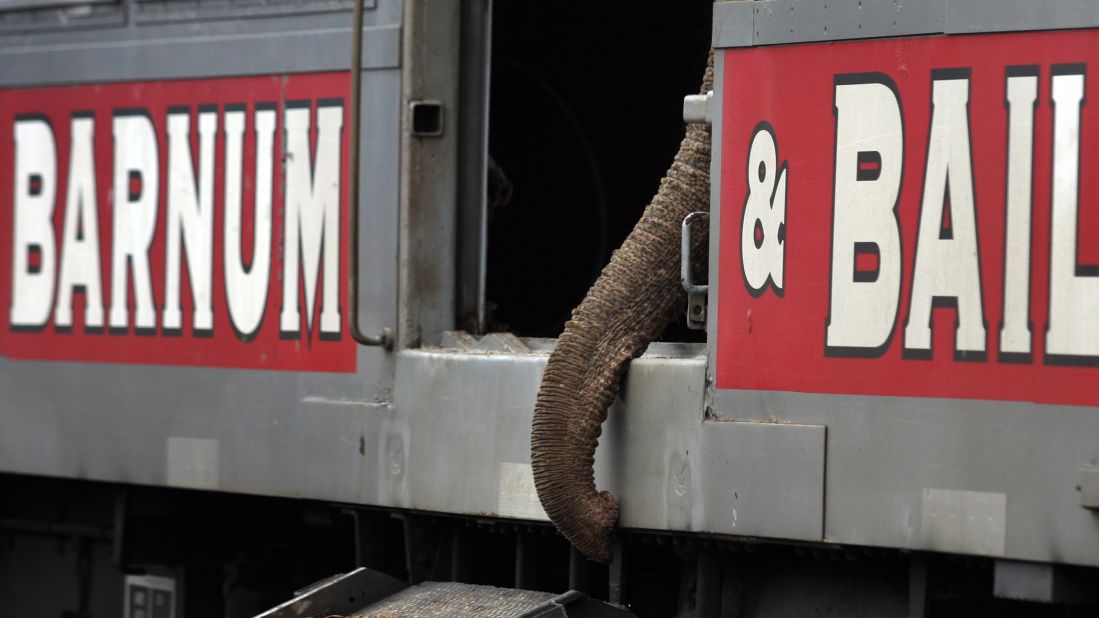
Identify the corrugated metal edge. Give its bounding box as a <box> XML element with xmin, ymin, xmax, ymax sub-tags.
<box><xmin>946</xmin><ymin>0</ymin><xmax>1099</xmax><ymax>35</ymax></box>
<box><xmin>752</xmin><ymin>0</ymin><xmax>945</xmax><ymax>47</ymax></box>
<box><xmin>714</xmin><ymin>0</ymin><xmax>1099</xmax><ymax>49</ymax></box>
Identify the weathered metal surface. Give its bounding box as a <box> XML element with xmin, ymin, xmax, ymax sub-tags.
<box><xmin>384</xmin><ymin>345</ymin><xmax>826</xmax><ymax>544</ymax></box>
<box><xmin>369</xmin><ymin>345</ymin><xmax>706</xmax><ymax>524</ymax></box>
<box><xmin>697</xmin><ymin>421</ymin><xmax>825</xmax><ymax>541</ymax></box>
<box><xmin>0</xmin><ymin>17</ymin><xmax>399</xmax><ymax>86</ymax></box>
<box><xmin>398</xmin><ymin>0</ymin><xmax>462</xmax><ymax>349</ymax></box>
<box><xmin>373</xmin><ymin>338</ymin><xmax>1099</xmax><ymax>565</ymax></box>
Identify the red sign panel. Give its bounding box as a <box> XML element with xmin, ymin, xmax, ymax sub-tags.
<box><xmin>0</xmin><ymin>72</ymin><xmax>356</xmax><ymax>372</ymax></box>
<box><xmin>717</xmin><ymin>30</ymin><xmax>1099</xmax><ymax>407</ymax></box>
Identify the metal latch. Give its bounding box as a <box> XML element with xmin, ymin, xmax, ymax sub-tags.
<box><xmin>683</xmin><ymin>90</ymin><xmax>714</xmax><ymax>124</ymax></box>
<box><xmin>681</xmin><ymin>211</ymin><xmax>709</xmax><ymax>330</ymax></box>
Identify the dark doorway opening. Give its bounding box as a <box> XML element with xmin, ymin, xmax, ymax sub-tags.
<box><xmin>486</xmin><ymin>1</ymin><xmax>713</xmax><ymax>338</ymax></box>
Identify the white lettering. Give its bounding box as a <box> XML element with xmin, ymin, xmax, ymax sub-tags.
<box><xmin>10</xmin><ymin>118</ymin><xmax>57</xmax><ymax>328</ymax></box>
<box><xmin>163</xmin><ymin>109</ymin><xmax>217</xmax><ymax>333</ymax></box>
<box><xmin>999</xmin><ymin>72</ymin><xmax>1038</xmax><ymax>358</ymax></box>
<box><xmin>904</xmin><ymin>75</ymin><xmax>986</xmax><ymax>357</ymax></box>
<box><xmin>55</xmin><ymin>115</ymin><xmax>105</xmax><ymax>329</ymax></box>
<box><xmin>280</xmin><ymin>103</ymin><xmax>343</xmax><ymax>336</ymax></box>
<box><xmin>109</xmin><ymin>113</ymin><xmax>159</xmax><ymax>332</ymax></box>
<box><xmin>1047</xmin><ymin>70</ymin><xmax>1099</xmax><ymax>360</ymax></box>
<box><xmin>224</xmin><ymin>107</ymin><xmax>276</xmax><ymax>338</ymax></box>
<box><xmin>741</xmin><ymin>127</ymin><xmax>786</xmax><ymax>295</ymax></box>
<box><xmin>826</xmin><ymin>80</ymin><xmax>903</xmax><ymax>353</ymax></box>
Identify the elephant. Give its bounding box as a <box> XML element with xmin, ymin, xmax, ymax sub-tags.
<box><xmin>531</xmin><ymin>51</ymin><xmax>714</xmax><ymax>564</ymax></box>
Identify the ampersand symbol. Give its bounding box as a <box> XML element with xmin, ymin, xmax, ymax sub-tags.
<box><xmin>741</xmin><ymin>124</ymin><xmax>787</xmax><ymax>296</ymax></box>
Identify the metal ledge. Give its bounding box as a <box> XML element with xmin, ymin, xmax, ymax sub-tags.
<box><xmin>0</xmin><ymin>21</ymin><xmax>399</xmax><ymax>87</ymax></box>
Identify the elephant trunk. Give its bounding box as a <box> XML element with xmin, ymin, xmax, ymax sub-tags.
<box><xmin>530</xmin><ymin>52</ymin><xmax>714</xmax><ymax>564</ymax></box>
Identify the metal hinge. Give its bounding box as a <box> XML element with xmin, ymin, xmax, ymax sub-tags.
<box><xmin>681</xmin><ymin>211</ymin><xmax>709</xmax><ymax>330</ymax></box>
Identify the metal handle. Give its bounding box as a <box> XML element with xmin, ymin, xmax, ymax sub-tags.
<box><xmin>347</xmin><ymin>0</ymin><xmax>393</xmax><ymax>351</ymax></box>
<box><xmin>681</xmin><ymin>211</ymin><xmax>709</xmax><ymax>330</ymax></box>
<box><xmin>681</xmin><ymin>211</ymin><xmax>709</xmax><ymax>293</ymax></box>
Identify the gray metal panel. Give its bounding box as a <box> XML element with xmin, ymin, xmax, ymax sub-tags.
<box><xmin>752</xmin><ymin>0</ymin><xmax>945</xmax><ymax>47</ymax></box>
<box><xmin>385</xmin><ymin>346</ymin><xmax>825</xmax><ymax>543</ymax></box>
<box><xmin>0</xmin><ymin>2</ymin><xmax>123</xmax><ymax>34</ymax></box>
<box><xmin>384</xmin><ymin>349</ymin><xmax>554</xmax><ymax>515</ymax></box>
<box><xmin>397</xmin><ymin>0</ymin><xmax>462</xmax><ymax>348</ymax></box>
<box><xmin>358</xmin><ymin>60</ymin><xmax>402</xmax><ymax>362</ymax></box>
<box><xmin>710</xmin><ymin>388</ymin><xmax>1099</xmax><ymax>567</ymax></box>
<box><xmin>382</xmin><ymin>345</ymin><xmax>712</xmax><ymax>525</ymax></box>
<box><xmin>600</xmin><ymin>350</ymin><xmax>707</xmax><ymax>532</ymax></box>
<box><xmin>385</xmin><ymin>343</ymin><xmax>1087</xmax><ymax>560</ymax></box>
<box><xmin>946</xmin><ymin>0</ymin><xmax>1099</xmax><ymax>34</ymax></box>
<box><xmin>696</xmin><ymin>421</ymin><xmax>825</xmax><ymax>541</ymax></box>
<box><xmin>712</xmin><ymin>1</ymin><xmax>753</xmax><ymax>49</ymax></box>
<box><xmin>0</xmin><ymin>356</ymin><xmax>388</xmax><ymax>503</ymax></box>
<box><xmin>0</xmin><ymin>18</ymin><xmax>400</xmax><ymax>87</ymax></box>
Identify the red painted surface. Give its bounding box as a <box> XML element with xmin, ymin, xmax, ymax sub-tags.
<box><xmin>717</xmin><ymin>30</ymin><xmax>1099</xmax><ymax>406</ymax></box>
<box><xmin>0</xmin><ymin>72</ymin><xmax>356</xmax><ymax>372</ymax></box>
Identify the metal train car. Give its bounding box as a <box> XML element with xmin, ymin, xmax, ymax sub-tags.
<box><xmin>2</xmin><ymin>0</ymin><xmax>1099</xmax><ymax>616</ymax></box>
